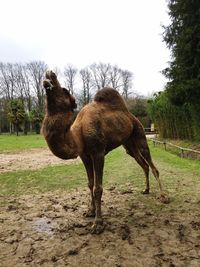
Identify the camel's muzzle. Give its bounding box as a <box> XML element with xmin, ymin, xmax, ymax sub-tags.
<box><xmin>43</xmin><ymin>79</ymin><xmax>54</xmax><ymax>91</ymax></box>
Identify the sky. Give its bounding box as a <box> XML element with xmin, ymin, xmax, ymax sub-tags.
<box><xmin>0</xmin><ymin>0</ymin><xmax>171</xmax><ymax>96</ymax></box>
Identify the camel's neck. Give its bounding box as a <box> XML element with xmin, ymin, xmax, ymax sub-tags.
<box><xmin>42</xmin><ymin>112</ymin><xmax>78</xmax><ymax>160</ymax></box>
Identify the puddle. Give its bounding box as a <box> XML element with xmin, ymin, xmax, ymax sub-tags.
<box><xmin>32</xmin><ymin>217</ymin><xmax>56</xmax><ymax>235</ymax></box>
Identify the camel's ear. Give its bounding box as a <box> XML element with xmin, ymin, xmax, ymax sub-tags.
<box><xmin>70</xmin><ymin>96</ymin><xmax>77</xmax><ymax>110</ymax></box>
<box><xmin>46</xmin><ymin>70</ymin><xmax>61</xmax><ymax>88</ymax></box>
<box><xmin>46</xmin><ymin>70</ymin><xmax>57</xmax><ymax>80</ymax></box>
<box><xmin>62</xmin><ymin>88</ymin><xmax>70</xmax><ymax>96</ymax></box>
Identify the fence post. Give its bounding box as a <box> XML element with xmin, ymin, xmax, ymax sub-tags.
<box><xmin>181</xmin><ymin>149</ymin><xmax>184</xmax><ymax>158</ymax></box>
<box><xmin>163</xmin><ymin>141</ymin><xmax>167</xmax><ymax>151</ymax></box>
<box><xmin>151</xmin><ymin>139</ymin><xmax>200</xmax><ymax>159</ymax></box>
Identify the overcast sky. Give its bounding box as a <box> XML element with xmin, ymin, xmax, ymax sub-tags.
<box><xmin>0</xmin><ymin>0</ymin><xmax>170</xmax><ymax>96</ymax></box>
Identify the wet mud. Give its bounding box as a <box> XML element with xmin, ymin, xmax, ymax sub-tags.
<box><xmin>0</xmin><ymin>188</ymin><xmax>200</xmax><ymax>267</ymax></box>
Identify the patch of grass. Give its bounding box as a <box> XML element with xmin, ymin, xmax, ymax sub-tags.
<box><xmin>0</xmin><ymin>162</ymin><xmax>88</xmax><ymax>197</ymax></box>
<box><xmin>0</xmin><ymin>148</ymin><xmax>138</xmax><ymax>196</ymax></box>
<box><xmin>0</xmin><ymin>145</ymin><xmax>200</xmax><ymax>213</ymax></box>
<box><xmin>0</xmin><ymin>134</ymin><xmax>47</xmax><ymax>152</ymax></box>
<box><xmin>146</xmin><ymin>143</ymin><xmax>200</xmax><ymax>210</ymax></box>
<box><xmin>149</xmin><ymin>142</ymin><xmax>200</xmax><ymax>172</ymax></box>
<box><xmin>150</xmin><ymin>138</ymin><xmax>200</xmax><ymax>160</ymax></box>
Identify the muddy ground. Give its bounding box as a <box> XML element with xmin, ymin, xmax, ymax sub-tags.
<box><xmin>0</xmin><ymin>149</ymin><xmax>200</xmax><ymax>267</ymax></box>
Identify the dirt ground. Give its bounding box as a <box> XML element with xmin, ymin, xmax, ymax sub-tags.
<box><xmin>0</xmin><ymin>149</ymin><xmax>200</xmax><ymax>267</ymax></box>
<box><xmin>0</xmin><ymin>148</ymin><xmax>80</xmax><ymax>172</ymax></box>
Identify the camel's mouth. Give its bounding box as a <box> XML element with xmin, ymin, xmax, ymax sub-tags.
<box><xmin>43</xmin><ymin>79</ymin><xmax>54</xmax><ymax>91</ymax></box>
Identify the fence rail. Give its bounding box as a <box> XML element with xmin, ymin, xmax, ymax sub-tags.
<box><xmin>144</xmin><ymin>128</ymin><xmax>158</xmax><ymax>135</ymax></box>
<box><xmin>150</xmin><ymin>138</ymin><xmax>200</xmax><ymax>158</ymax></box>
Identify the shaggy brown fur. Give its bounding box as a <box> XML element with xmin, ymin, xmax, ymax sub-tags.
<box><xmin>42</xmin><ymin>71</ymin><xmax>168</xmax><ymax>234</ymax></box>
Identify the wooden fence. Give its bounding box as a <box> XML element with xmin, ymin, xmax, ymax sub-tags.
<box><xmin>150</xmin><ymin>138</ymin><xmax>200</xmax><ymax>159</ymax></box>
<box><xmin>144</xmin><ymin>128</ymin><xmax>158</xmax><ymax>135</ymax></box>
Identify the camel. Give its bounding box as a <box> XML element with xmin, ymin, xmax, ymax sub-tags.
<box><xmin>42</xmin><ymin>70</ymin><xmax>169</xmax><ymax>233</ymax></box>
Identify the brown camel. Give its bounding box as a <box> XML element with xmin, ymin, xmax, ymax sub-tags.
<box><xmin>42</xmin><ymin>70</ymin><xmax>169</xmax><ymax>233</ymax></box>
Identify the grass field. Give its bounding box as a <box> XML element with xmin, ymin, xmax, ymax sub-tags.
<box><xmin>0</xmin><ymin>134</ymin><xmax>200</xmax><ymax>211</ymax></box>
<box><xmin>0</xmin><ymin>134</ymin><xmax>47</xmax><ymax>152</ymax></box>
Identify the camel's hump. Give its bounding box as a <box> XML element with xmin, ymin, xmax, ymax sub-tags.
<box><xmin>94</xmin><ymin>87</ymin><xmax>128</xmax><ymax>110</ymax></box>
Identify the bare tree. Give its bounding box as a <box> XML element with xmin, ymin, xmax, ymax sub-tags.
<box><xmin>13</xmin><ymin>63</ymin><xmax>32</xmax><ymax>112</ymax></box>
<box><xmin>0</xmin><ymin>63</ymin><xmax>19</xmax><ymax>133</ymax></box>
<box><xmin>109</xmin><ymin>65</ymin><xmax>122</xmax><ymax>90</ymax></box>
<box><xmin>90</xmin><ymin>63</ymin><xmax>111</xmax><ymax>90</ymax></box>
<box><xmin>79</xmin><ymin>68</ymin><xmax>93</xmax><ymax>106</ymax></box>
<box><xmin>63</xmin><ymin>65</ymin><xmax>77</xmax><ymax>95</ymax></box>
<box><xmin>22</xmin><ymin>64</ymin><xmax>32</xmax><ymax>112</ymax></box>
<box><xmin>0</xmin><ymin>62</ymin><xmax>16</xmax><ymax>100</ymax></box>
<box><xmin>121</xmin><ymin>70</ymin><xmax>133</xmax><ymax>99</ymax></box>
<box><xmin>90</xmin><ymin>63</ymin><xmax>100</xmax><ymax>90</ymax></box>
<box><xmin>13</xmin><ymin>63</ymin><xmax>24</xmax><ymax>100</ymax></box>
<box><xmin>27</xmin><ymin>61</ymin><xmax>48</xmax><ymax>112</ymax></box>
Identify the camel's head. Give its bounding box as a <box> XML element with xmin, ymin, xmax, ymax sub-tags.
<box><xmin>43</xmin><ymin>70</ymin><xmax>77</xmax><ymax>114</ymax></box>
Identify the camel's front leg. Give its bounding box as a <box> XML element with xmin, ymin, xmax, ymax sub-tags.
<box><xmin>81</xmin><ymin>155</ymin><xmax>95</xmax><ymax>217</ymax></box>
<box><xmin>91</xmin><ymin>152</ymin><xmax>104</xmax><ymax>234</ymax></box>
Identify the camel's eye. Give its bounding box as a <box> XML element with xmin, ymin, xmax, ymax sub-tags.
<box><xmin>62</xmin><ymin>88</ymin><xmax>70</xmax><ymax>96</ymax></box>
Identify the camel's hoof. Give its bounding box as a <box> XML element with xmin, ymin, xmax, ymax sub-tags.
<box><xmin>91</xmin><ymin>219</ymin><xmax>105</xmax><ymax>234</ymax></box>
<box><xmin>158</xmin><ymin>194</ymin><xmax>170</xmax><ymax>204</ymax></box>
<box><xmin>83</xmin><ymin>209</ymin><xmax>95</xmax><ymax>218</ymax></box>
<box><xmin>141</xmin><ymin>189</ymin><xmax>150</xmax><ymax>194</ymax></box>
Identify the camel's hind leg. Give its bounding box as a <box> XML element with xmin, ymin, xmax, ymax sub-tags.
<box><xmin>127</xmin><ymin>126</ymin><xmax>169</xmax><ymax>203</ymax></box>
<box><xmin>123</xmin><ymin>142</ymin><xmax>150</xmax><ymax>194</ymax></box>
<box><xmin>137</xmin><ymin>141</ymin><xmax>170</xmax><ymax>203</ymax></box>
<box><xmin>124</xmin><ymin>130</ymin><xmax>164</xmax><ymax>195</ymax></box>
<box><xmin>131</xmin><ymin>136</ymin><xmax>164</xmax><ymax>195</ymax></box>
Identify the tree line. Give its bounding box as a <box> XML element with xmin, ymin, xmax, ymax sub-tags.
<box><xmin>0</xmin><ymin>61</ymin><xmax>135</xmax><ymax>134</ymax></box>
<box><xmin>147</xmin><ymin>0</ymin><xmax>200</xmax><ymax>141</ymax></box>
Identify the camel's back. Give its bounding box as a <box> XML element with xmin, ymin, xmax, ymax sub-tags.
<box><xmin>72</xmin><ymin>88</ymin><xmax>133</xmax><ymax>154</ymax></box>
<box><xmin>94</xmin><ymin>87</ymin><xmax>128</xmax><ymax>111</ymax></box>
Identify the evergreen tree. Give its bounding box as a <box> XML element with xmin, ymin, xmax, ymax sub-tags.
<box><xmin>30</xmin><ymin>108</ymin><xmax>44</xmax><ymax>134</ymax></box>
<box><xmin>8</xmin><ymin>99</ymin><xmax>26</xmax><ymax>136</ymax></box>
<box><xmin>163</xmin><ymin>0</ymin><xmax>200</xmax><ymax>105</ymax></box>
